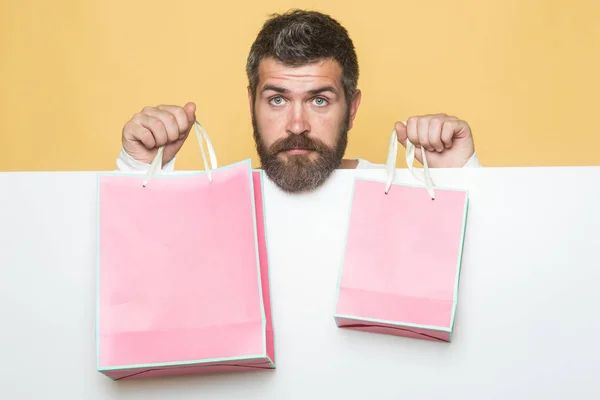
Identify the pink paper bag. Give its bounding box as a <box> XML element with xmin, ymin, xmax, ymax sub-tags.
<box><xmin>334</xmin><ymin>132</ymin><xmax>469</xmax><ymax>342</ymax></box>
<box><xmin>96</xmin><ymin>159</ymin><xmax>275</xmax><ymax>380</ymax></box>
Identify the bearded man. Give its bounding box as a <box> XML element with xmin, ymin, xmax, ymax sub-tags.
<box><xmin>116</xmin><ymin>10</ymin><xmax>480</xmax><ymax>191</ymax></box>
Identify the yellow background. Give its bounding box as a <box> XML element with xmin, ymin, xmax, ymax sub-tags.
<box><xmin>1</xmin><ymin>0</ymin><xmax>599</xmax><ymax>171</ymax></box>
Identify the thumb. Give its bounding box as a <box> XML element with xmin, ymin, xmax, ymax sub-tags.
<box><xmin>394</xmin><ymin>121</ymin><xmax>408</xmax><ymax>148</ymax></box>
<box><xmin>183</xmin><ymin>102</ymin><xmax>196</xmax><ymax>124</ymax></box>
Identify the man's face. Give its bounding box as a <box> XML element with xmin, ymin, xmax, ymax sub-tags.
<box><xmin>249</xmin><ymin>57</ymin><xmax>360</xmax><ymax>193</ymax></box>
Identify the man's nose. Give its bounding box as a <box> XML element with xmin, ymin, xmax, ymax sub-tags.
<box><xmin>286</xmin><ymin>103</ymin><xmax>310</xmax><ymax>135</ymax></box>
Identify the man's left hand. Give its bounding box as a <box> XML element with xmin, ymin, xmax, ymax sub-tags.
<box><xmin>394</xmin><ymin>114</ymin><xmax>475</xmax><ymax>168</ymax></box>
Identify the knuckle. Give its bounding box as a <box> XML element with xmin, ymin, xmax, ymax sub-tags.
<box><xmin>166</xmin><ymin>117</ymin><xmax>179</xmax><ymax>138</ymax></box>
<box><xmin>430</xmin><ymin>117</ymin><xmax>442</xmax><ymax>128</ymax></box>
<box><xmin>166</xmin><ymin>113</ymin><xmax>177</xmax><ymax>127</ymax></box>
<box><xmin>131</xmin><ymin>113</ymin><xmax>143</xmax><ymax>123</ymax></box>
<box><xmin>151</xmin><ymin>119</ymin><xmax>164</xmax><ymax>132</ymax></box>
<box><xmin>140</xmin><ymin>130</ymin><xmax>152</xmax><ymax>142</ymax></box>
<box><xmin>123</xmin><ymin>121</ymin><xmax>137</xmax><ymax>139</ymax></box>
<box><xmin>444</xmin><ymin>119</ymin><xmax>458</xmax><ymax>131</ymax></box>
<box><xmin>123</xmin><ymin>120</ymin><xmax>134</xmax><ymax>132</ymax></box>
<box><xmin>175</xmin><ymin>109</ymin><xmax>188</xmax><ymax>129</ymax></box>
<box><xmin>417</xmin><ymin>118</ymin><xmax>429</xmax><ymax>131</ymax></box>
<box><xmin>174</xmin><ymin>107</ymin><xmax>186</xmax><ymax>119</ymax></box>
<box><xmin>155</xmin><ymin>135</ymin><xmax>167</xmax><ymax>146</ymax></box>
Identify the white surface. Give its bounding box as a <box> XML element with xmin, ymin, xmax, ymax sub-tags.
<box><xmin>1</xmin><ymin>166</ymin><xmax>600</xmax><ymax>399</ymax></box>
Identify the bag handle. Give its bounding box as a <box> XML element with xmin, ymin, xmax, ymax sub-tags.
<box><xmin>142</xmin><ymin>120</ymin><xmax>218</xmax><ymax>187</ymax></box>
<box><xmin>384</xmin><ymin>127</ymin><xmax>435</xmax><ymax>199</ymax></box>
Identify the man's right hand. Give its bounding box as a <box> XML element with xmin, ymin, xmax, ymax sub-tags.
<box><xmin>122</xmin><ymin>102</ymin><xmax>196</xmax><ymax>165</ymax></box>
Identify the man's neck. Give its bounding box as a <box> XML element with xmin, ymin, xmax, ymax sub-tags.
<box><xmin>340</xmin><ymin>158</ymin><xmax>359</xmax><ymax>169</ymax></box>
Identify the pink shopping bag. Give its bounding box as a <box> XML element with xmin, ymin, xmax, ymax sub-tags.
<box><xmin>334</xmin><ymin>130</ymin><xmax>469</xmax><ymax>342</ymax></box>
<box><xmin>96</xmin><ymin>122</ymin><xmax>274</xmax><ymax>380</ymax></box>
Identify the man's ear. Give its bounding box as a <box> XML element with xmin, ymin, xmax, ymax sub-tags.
<box><xmin>347</xmin><ymin>89</ymin><xmax>362</xmax><ymax>130</ymax></box>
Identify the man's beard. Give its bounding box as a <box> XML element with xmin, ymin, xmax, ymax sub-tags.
<box><xmin>252</xmin><ymin>110</ymin><xmax>349</xmax><ymax>194</ymax></box>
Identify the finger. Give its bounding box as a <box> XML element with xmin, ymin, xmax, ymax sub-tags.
<box><xmin>141</xmin><ymin>106</ymin><xmax>180</xmax><ymax>143</ymax></box>
<box><xmin>441</xmin><ymin>119</ymin><xmax>459</xmax><ymax>149</ymax></box>
<box><xmin>123</xmin><ymin>121</ymin><xmax>156</xmax><ymax>149</ymax></box>
<box><xmin>183</xmin><ymin>102</ymin><xmax>196</xmax><ymax>124</ymax></box>
<box><xmin>157</xmin><ymin>105</ymin><xmax>191</xmax><ymax>136</ymax></box>
<box><xmin>417</xmin><ymin>117</ymin><xmax>433</xmax><ymax>151</ymax></box>
<box><xmin>133</xmin><ymin>112</ymin><xmax>169</xmax><ymax>147</ymax></box>
<box><xmin>394</xmin><ymin>121</ymin><xmax>408</xmax><ymax>147</ymax></box>
<box><xmin>428</xmin><ymin>116</ymin><xmax>445</xmax><ymax>152</ymax></box>
<box><xmin>135</xmin><ymin>127</ymin><xmax>157</xmax><ymax>149</ymax></box>
<box><xmin>406</xmin><ymin>117</ymin><xmax>419</xmax><ymax>147</ymax></box>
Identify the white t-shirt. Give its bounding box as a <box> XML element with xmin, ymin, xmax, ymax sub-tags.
<box><xmin>116</xmin><ymin>148</ymin><xmax>482</xmax><ymax>173</ymax></box>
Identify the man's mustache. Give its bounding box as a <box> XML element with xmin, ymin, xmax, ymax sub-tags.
<box><xmin>269</xmin><ymin>133</ymin><xmax>330</xmax><ymax>154</ymax></box>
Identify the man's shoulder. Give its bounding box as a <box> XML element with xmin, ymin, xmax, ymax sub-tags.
<box><xmin>355</xmin><ymin>158</ymin><xmax>384</xmax><ymax>169</ymax></box>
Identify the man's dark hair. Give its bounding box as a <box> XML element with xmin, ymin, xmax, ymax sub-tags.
<box><xmin>246</xmin><ymin>9</ymin><xmax>359</xmax><ymax>107</ymax></box>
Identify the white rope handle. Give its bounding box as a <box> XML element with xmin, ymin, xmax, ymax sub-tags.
<box><xmin>384</xmin><ymin>127</ymin><xmax>435</xmax><ymax>199</ymax></box>
<box><xmin>142</xmin><ymin>120</ymin><xmax>218</xmax><ymax>187</ymax></box>
<box><xmin>194</xmin><ymin>121</ymin><xmax>218</xmax><ymax>182</ymax></box>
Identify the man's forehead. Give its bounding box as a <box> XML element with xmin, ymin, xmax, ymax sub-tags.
<box><xmin>257</xmin><ymin>57</ymin><xmax>343</xmax><ymax>91</ymax></box>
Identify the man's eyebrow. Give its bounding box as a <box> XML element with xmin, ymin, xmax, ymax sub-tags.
<box><xmin>261</xmin><ymin>85</ymin><xmax>289</xmax><ymax>94</ymax></box>
<box><xmin>307</xmin><ymin>86</ymin><xmax>339</xmax><ymax>96</ymax></box>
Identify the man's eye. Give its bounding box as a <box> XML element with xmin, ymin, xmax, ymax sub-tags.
<box><xmin>313</xmin><ymin>97</ymin><xmax>328</xmax><ymax>106</ymax></box>
<box><xmin>269</xmin><ymin>96</ymin><xmax>285</xmax><ymax>106</ymax></box>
